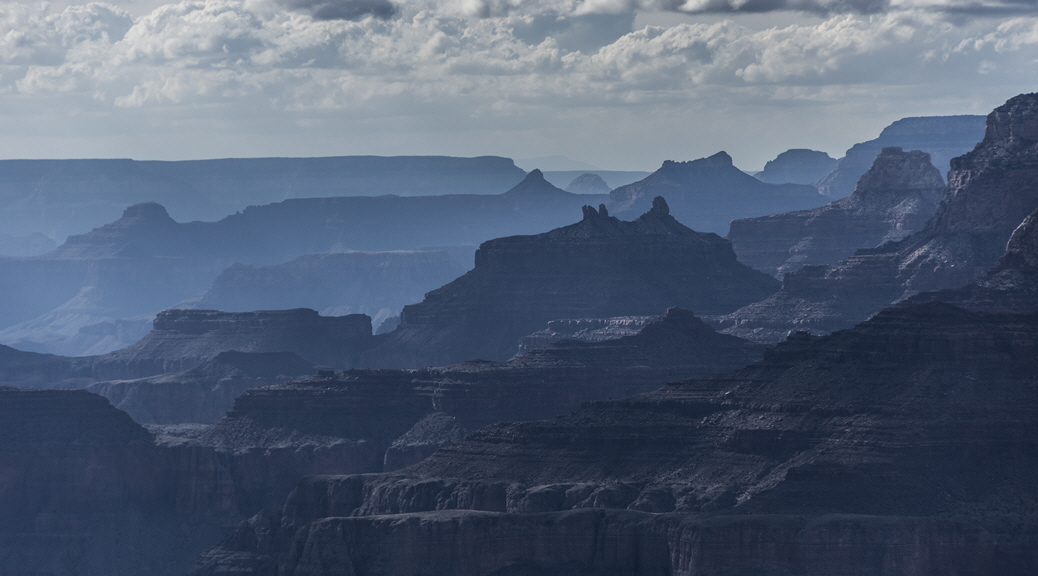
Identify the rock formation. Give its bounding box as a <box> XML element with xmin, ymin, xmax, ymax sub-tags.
<box><xmin>516</xmin><ymin>315</ymin><xmax>656</xmax><ymax>355</ymax></box>
<box><xmin>91</xmin><ymin>308</ymin><xmax>373</xmax><ymax>379</ymax></box>
<box><xmin>190</xmin><ymin>308</ymin><xmax>765</xmax><ymax>511</ymax></box>
<box><xmin>192</xmin><ymin>245</ymin><xmax>1038</xmax><ymax>576</ymax></box>
<box><xmin>608</xmin><ymin>152</ymin><xmax>827</xmax><ymax>234</ymax></box>
<box><xmin>719</xmin><ymin>93</ymin><xmax>1038</xmax><ymax>342</ymax></box>
<box><xmin>0</xmin><ymin>387</ymin><xmax>240</xmax><ymax>576</ymax></box>
<box><xmin>361</xmin><ymin>198</ymin><xmax>779</xmax><ymax>367</ymax></box>
<box><xmin>815</xmin><ymin>115</ymin><xmax>985</xmax><ymax>198</ymax></box>
<box><xmin>754</xmin><ymin>148</ymin><xmax>837</xmax><ymax>184</ymax></box>
<box><xmin>564</xmin><ymin>173</ymin><xmax>612</xmax><ymax>194</ymax></box>
<box><xmin>180</xmin><ymin>250</ymin><xmax>470</xmax><ymax>329</ymax></box>
<box><xmin>728</xmin><ymin>147</ymin><xmax>945</xmax><ymax>277</ymax></box>
<box><xmin>87</xmin><ymin>351</ymin><xmax>316</xmax><ymax>425</ymax></box>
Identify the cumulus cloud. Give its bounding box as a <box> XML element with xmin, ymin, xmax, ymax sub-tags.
<box><xmin>281</xmin><ymin>0</ymin><xmax>397</xmax><ymax>20</ymax></box>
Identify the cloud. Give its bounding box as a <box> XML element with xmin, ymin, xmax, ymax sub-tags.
<box><xmin>281</xmin><ymin>0</ymin><xmax>397</xmax><ymax>20</ymax></box>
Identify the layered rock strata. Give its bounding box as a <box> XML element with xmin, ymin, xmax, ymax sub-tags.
<box><xmin>728</xmin><ymin>147</ymin><xmax>945</xmax><ymax>277</ymax></box>
<box><xmin>362</xmin><ymin>198</ymin><xmax>779</xmax><ymax>367</ymax></box>
<box><xmin>719</xmin><ymin>93</ymin><xmax>1038</xmax><ymax>342</ymax></box>
<box><xmin>516</xmin><ymin>315</ymin><xmax>656</xmax><ymax>355</ymax></box>
<box><xmin>815</xmin><ymin>114</ymin><xmax>986</xmax><ymax>198</ymax></box>
<box><xmin>608</xmin><ymin>152</ymin><xmax>827</xmax><ymax>234</ymax></box>
<box><xmin>193</xmin><ymin>281</ymin><xmax>1038</xmax><ymax>576</ymax></box>
<box><xmin>195</xmin><ymin>308</ymin><xmax>765</xmax><ymax>511</ymax></box>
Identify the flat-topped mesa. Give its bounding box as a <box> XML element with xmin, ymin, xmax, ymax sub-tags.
<box><xmin>365</xmin><ymin>197</ymin><xmax>777</xmax><ymax>367</ymax></box>
<box><xmin>92</xmin><ymin>308</ymin><xmax>374</xmax><ymax>379</ymax></box>
<box><xmin>719</xmin><ymin>93</ymin><xmax>1038</xmax><ymax>343</ymax></box>
<box><xmin>755</xmin><ymin>148</ymin><xmax>837</xmax><ymax>185</ymax></box>
<box><xmin>608</xmin><ymin>152</ymin><xmax>826</xmax><ymax>235</ymax></box>
<box><xmin>728</xmin><ymin>147</ymin><xmax>945</xmax><ymax>277</ymax></box>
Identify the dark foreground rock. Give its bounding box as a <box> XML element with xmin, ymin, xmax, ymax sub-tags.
<box><xmin>720</xmin><ymin>93</ymin><xmax>1038</xmax><ymax>342</ymax></box>
<box><xmin>361</xmin><ymin>198</ymin><xmax>779</xmax><ymax>367</ymax></box>
<box><xmin>728</xmin><ymin>147</ymin><xmax>945</xmax><ymax>277</ymax></box>
<box><xmin>0</xmin><ymin>388</ymin><xmax>240</xmax><ymax>576</ymax></box>
<box><xmin>192</xmin><ymin>288</ymin><xmax>1038</xmax><ymax>576</ymax></box>
<box><xmin>608</xmin><ymin>152</ymin><xmax>827</xmax><ymax>234</ymax></box>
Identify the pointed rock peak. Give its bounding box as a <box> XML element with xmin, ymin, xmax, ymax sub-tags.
<box><xmin>502</xmin><ymin>168</ymin><xmax>568</xmax><ymax>198</ymax></box>
<box><xmin>581</xmin><ymin>204</ymin><xmax>612</xmax><ymax>220</ymax></box>
<box><xmin>524</xmin><ymin>169</ymin><xmax>545</xmax><ymax>181</ymax></box>
<box><xmin>120</xmin><ymin>202</ymin><xmax>174</xmax><ymax>224</ymax></box>
<box><xmin>598</xmin><ymin>204</ymin><xmax>609</xmax><ymax>217</ymax></box>
<box><xmin>706</xmin><ymin>151</ymin><xmax>734</xmax><ymax>166</ymax></box>
<box><xmin>984</xmin><ymin>92</ymin><xmax>1038</xmax><ymax>143</ymax></box>
<box><xmin>650</xmin><ymin>196</ymin><xmax>670</xmax><ymax>216</ymax></box>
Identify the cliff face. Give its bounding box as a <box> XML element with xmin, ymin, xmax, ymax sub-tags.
<box><xmin>91</xmin><ymin>308</ymin><xmax>373</xmax><ymax>379</ymax></box>
<box><xmin>608</xmin><ymin>152</ymin><xmax>827</xmax><ymax>234</ymax></box>
<box><xmin>814</xmin><ymin>115</ymin><xmax>986</xmax><ymax>198</ymax></box>
<box><xmin>362</xmin><ymin>198</ymin><xmax>779</xmax><ymax>368</ymax></box>
<box><xmin>729</xmin><ymin>147</ymin><xmax>945</xmax><ymax>278</ymax></box>
<box><xmin>720</xmin><ymin>94</ymin><xmax>1038</xmax><ymax>343</ymax></box>
<box><xmin>754</xmin><ymin>148</ymin><xmax>837</xmax><ymax>185</ymax></box>
<box><xmin>193</xmin><ymin>308</ymin><xmax>765</xmax><ymax>512</ymax></box>
<box><xmin>0</xmin><ymin>388</ymin><xmax>240</xmax><ymax>576</ymax></box>
<box><xmin>192</xmin><ymin>271</ymin><xmax>1038</xmax><ymax>576</ymax></box>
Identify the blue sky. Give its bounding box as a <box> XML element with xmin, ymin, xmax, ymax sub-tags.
<box><xmin>0</xmin><ymin>0</ymin><xmax>1035</xmax><ymax>170</ymax></box>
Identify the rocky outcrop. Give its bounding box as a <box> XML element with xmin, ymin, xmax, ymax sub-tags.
<box><xmin>564</xmin><ymin>173</ymin><xmax>611</xmax><ymax>194</ymax></box>
<box><xmin>516</xmin><ymin>315</ymin><xmax>656</xmax><ymax>355</ymax></box>
<box><xmin>0</xmin><ymin>387</ymin><xmax>240</xmax><ymax>576</ymax></box>
<box><xmin>180</xmin><ymin>250</ymin><xmax>470</xmax><ymax>329</ymax></box>
<box><xmin>192</xmin><ymin>283</ymin><xmax>1038</xmax><ymax>576</ymax></box>
<box><xmin>754</xmin><ymin>148</ymin><xmax>837</xmax><ymax>185</ymax></box>
<box><xmin>361</xmin><ymin>198</ymin><xmax>779</xmax><ymax>367</ymax></box>
<box><xmin>608</xmin><ymin>152</ymin><xmax>827</xmax><ymax>234</ymax></box>
<box><xmin>87</xmin><ymin>351</ymin><xmax>316</xmax><ymax>425</ymax></box>
<box><xmin>91</xmin><ymin>308</ymin><xmax>373</xmax><ymax>379</ymax></box>
<box><xmin>729</xmin><ymin>147</ymin><xmax>945</xmax><ymax>277</ymax></box>
<box><xmin>194</xmin><ymin>308</ymin><xmax>765</xmax><ymax>511</ymax></box>
<box><xmin>815</xmin><ymin>115</ymin><xmax>985</xmax><ymax>198</ymax></box>
<box><xmin>719</xmin><ymin>94</ymin><xmax>1038</xmax><ymax>343</ymax></box>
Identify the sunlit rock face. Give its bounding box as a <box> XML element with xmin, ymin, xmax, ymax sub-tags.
<box><xmin>608</xmin><ymin>152</ymin><xmax>828</xmax><ymax>235</ymax></box>
<box><xmin>719</xmin><ymin>93</ymin><xmax>1038</xmax><ymax>343</ymax></box>
<box><xmin>361</xmin><ymin>197</ymin><xmax>779</xmax><ymax>368</ymax></box>
<box><xmin>729</xmin><ymin>147</ymin><xmax>945</xmax><ymax>278</ymax></box>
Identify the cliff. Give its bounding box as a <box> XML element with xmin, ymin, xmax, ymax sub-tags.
<box><xmin>192</xmin><ymin>272</ymin><xmax>1038</xmax><ymax>576</ymax></box>
<box><xmin>815</xmin><ymin>115</ymin><xmax>985</xmax><ymax>198</ymax></box>
<box><xmin>91</xmin><ymin>308</ymin><xmax>373</xmax><ymax>379</ymax></box>
<box><xmin>0</xmin><ymin>387</ymin><xmax>240</xmax><ymax>576</ymax></box>
<box><xmin>719</xmin><ymin>93</ymin><xmax>1038</xmax><ymax>342</ymax></box>
<box><xmin>194</xmin><ymin>308</ymin><xmax>765</xmax><ymax>511</ymax></box>
<box><xmin>608</xmin><ymin>152</ymin><xmax>827</xmax><ymax>234</ymax></box>
<box><xmin>361</xmin><ymin>197</ymin><xmax>779</xmax><ymax>367</ymax></box>
<box><xmin>516</xmin><ymin>314</ymin><xmax>656</xmax><ymax>354</ymax></box>
<box><xmin>754</xmin><ymin>148</ymin><xmax>837</xmax><ymax>184</ymax></box>
<box><xmin>728</xmin><ymin>147</ymin><xmax>945</xmax><ymax>277</ymax></box>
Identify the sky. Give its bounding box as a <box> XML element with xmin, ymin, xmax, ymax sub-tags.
<box><xmin>0</xmin><ymin>0</ymin><xmax>1036</xmax><ymax>170</ymax></box>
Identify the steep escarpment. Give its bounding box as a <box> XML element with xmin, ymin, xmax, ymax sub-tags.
<box><xmin>720</xmin><ymin>93</ymin><xmax>1038</xmax><ymax>342</ymax></box>
<box><xmin>608</xmin><ymin>152</ymin><xmax>827</xmax><ymax>234</ymax></box>
<box><xmin>754</xmin><ymin>148</ymin><xmax>837</xmax><ymax>185</ymax></box>
<box><xmin>0</xmin><ymin>388</ymin><xmax>239</xmax><ymax>576</ymax></box>
<box><xmin>194</xmin><ymin>295</ymin><xmax>1038</xmax><ymax>576</ymax></box>
<box><xmin>815</xmin><ymin>114</ymin><xmax>986</xmax><ymax>198</ymax></box>
<box><xmin>91</xmin><ymin>308</ymin><xmax>373</xmax><ymax>379</ymax></box>
<box><xmin>194</xmin><ymin>308</ymin><xmax>765</xmax><ymax>511</ymax></box>
<box><xmin>729</xmin><ymin>147</ymin><xmax>945</xmax><ymax>277</ymax></box>
<box><xmin>361</xmin><ymin>198</ymin><xmax>778</xmax><ymax>367</ymax></box>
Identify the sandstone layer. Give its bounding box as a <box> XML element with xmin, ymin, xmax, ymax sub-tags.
<box><xmin>719</xmin><ymin>93</ymin><xmax>1038</xmax><ymax>342</ymax></box>
<box><xmin>728</xmin><ymin>147</ymin><xmax>945</xmax><ymax>278</ymax></box>
<box><xmin>608</xmin><ymin>152</ymin><xmax>827</xmax><ymax>234</ymax></box>
<box><xmin>361</xmin><ymin>197</ymin><xmax>779</xmax><ymax>367</ymax></box>
<box><xmin>193</xmin><ymin>267</ymin><xmax>1038</xmax><ymax>576</ymax></box>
